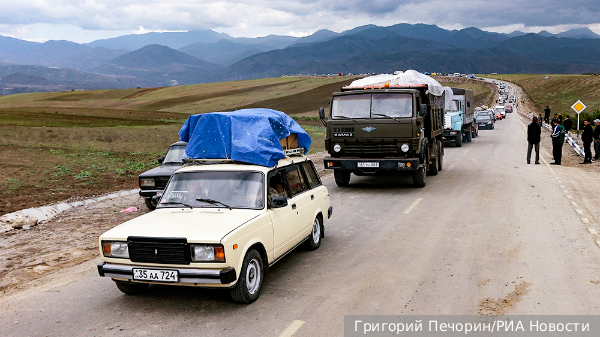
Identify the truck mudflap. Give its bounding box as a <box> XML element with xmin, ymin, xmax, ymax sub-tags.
<box><xmin>324</xmin><ymin>157</ymin><xmax>421</xmax><ymax>171</ymax></box>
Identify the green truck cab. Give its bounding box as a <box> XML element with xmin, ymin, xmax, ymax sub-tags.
<box><xmin>320</xmin><ymin>83</ymin><xmax>445</xmax><ymax>188</ymax></box>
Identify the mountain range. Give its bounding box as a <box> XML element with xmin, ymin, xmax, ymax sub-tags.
<box><xmin>1</xmin><ymin>24</ymin><xmax>600</xmax><ymax>95</ymax></box>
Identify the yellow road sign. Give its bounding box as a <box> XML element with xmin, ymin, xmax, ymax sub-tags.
<box><xmin>571</xmin><ymin>100</ymin><xmax>586</xmax><ymax>114</ymax></box>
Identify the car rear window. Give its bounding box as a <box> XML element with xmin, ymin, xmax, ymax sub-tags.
<box><xmin>301</xmin><ymin>161</ymin><xmax>321</xmax><ymax>188</ymax></box>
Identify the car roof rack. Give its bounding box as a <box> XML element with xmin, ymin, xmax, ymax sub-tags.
<box><xmin>283</xmin><ymin>148</ymin><xmax>304</xmax><ymax>157</ymax></box>
<box><xmin>183</xmin><ymin>158</ymin><xmax>238</xmax><ymax>167</ymax></box>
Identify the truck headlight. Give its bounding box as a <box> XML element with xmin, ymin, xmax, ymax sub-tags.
<box><xmin>333</xmin><ymin>144</ymin><xmax>341</xmax><ymax>152</ymax></box>
<box><xmin>140</xmin><ymin>178</ymin><xmax>155</xmax><ymax>188</ymax></box>
<box><xmin>102</xmin><ymin>241</ymin><xmax>129</xmax><ymax>259</ymax></box>
<box><xmin>190</xmin><ymin>244</ymin><xmax>225</xmax><ymax>262</ymax></box>
<box><xmin>401</xmin><ymin>144</ymin><xmax>409</xmax><ymax>152</ymax></box>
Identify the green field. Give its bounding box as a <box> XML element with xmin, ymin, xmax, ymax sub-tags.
<box><xmin>488</xmin><ymin>74</ymin><xmax>600</xmax><ymax>128</ymax></box>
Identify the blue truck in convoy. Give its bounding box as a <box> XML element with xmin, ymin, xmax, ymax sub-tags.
<box><xmin>443</xmin><ymin>88</ymin><xmax>476</xmax><ymax>147</ymax></box>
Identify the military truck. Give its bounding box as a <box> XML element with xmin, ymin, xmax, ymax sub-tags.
<box><xmin>320</xmin><ymin>72</ymin><xmax>446</xmax><ymax>188</ymax></box>
<box><xmin>443</xmin><ymin>88</ymin><xmax>475</xmax><ymax>147</ymax></box>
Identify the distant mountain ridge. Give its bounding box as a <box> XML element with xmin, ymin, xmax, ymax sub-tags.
<box><xmin>2</xmin><ymin>23</ymin><xmax>600</xmax><ymax>95</ymax></box>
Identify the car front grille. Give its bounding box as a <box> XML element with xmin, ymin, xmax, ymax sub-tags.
<box><xmin>128</xmin><ymin>237</ymin><xmax>189</xmax><ymax>265</ymax></box>
<box><xmin>154</xmin><ymin>176</ymin><xmax>171</xmax><ymax>190</ymax></box>
<box><xmin>345</xmin><ymin>143</ymin><xmax>398</xmax><ymax>156</ymax></box>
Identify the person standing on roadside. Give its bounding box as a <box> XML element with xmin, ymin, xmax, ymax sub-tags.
<box><xmin>527</xmin><ymin>117</ymin><xmax>541</xmax><ymax>164</ymax></box>
<box><xmin>563</xmin><ymin>115</ymin><xmax>572</xmax><ymax>133</ymax></box>
<box><xmin>593</xmin><ymin>119</ymin><xmax>600</xmax><ymax>160</ymax></box>
<box><xmin>550</xmin><ymin>118</ymin><xmax>565</xmax><ymax>165</ymax></box>
<box><xmin>581</xmin><ymin>119</ymin><xmax>594</xmax><ymax>164</ymax></box>
<box><xmin>538</xmin><ymin>114</ymin><xmax>544</xmax><ymax>126</ymax></box>
<box><xmin>544</xmin><ymin>106</ymin><xmax>551</xmax><ymax>124</ymax></box>
<box><xmin>558</xmin><ymin>113</ymin><xmax>563</xmax><ymax>124</ymax></box>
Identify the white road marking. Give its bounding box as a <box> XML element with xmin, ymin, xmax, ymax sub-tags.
<box><xmin>563</xmin><ymin>190</ymin><xmax>569</xmax><ymax>193</ymax></box>
<box><xmin>571</xmin><ymin>202</ymin><xmax>578</xmax><ymax>206</ymax></box>
<box><xmin>464</xmin><ymin>149</ymin><xmax>469</xmax><ymax>154</ymax></box>
<box><xmin>559</xmin><ymin>185</ymin><xmax>565</xmax><ymax>188</ymax></box>
<box><xmin>279</xmin><ymin>320</ymin><xmax>305</xmax><ymax>337</ymax></box>
<box><xmin>404</xmin><ymin>198</ymin><xmax>423</xmax><ymax>214</ymax></box>
<box><xmin>577</xmin><ymin>209</ymin><xmax>584</xmax><ymax>215</ymax></box>
<box><xmin>597</xmin><ymin>241</ymin><xmax>600</xmax><ymax>248</ymax></box>
<box><xmin>588</xmin><ymin>228</ymin><xmax>598</xmax><ymax>235</ymax></box>
<box><xmin>582</xmin><ymin>218</ymin><xmax>590</xmax><ymax>224</ymax></box>
<box><xmin>567</xmin><ymin>195</ymin><xmax>573</xmax><ymax>199</ymax></box>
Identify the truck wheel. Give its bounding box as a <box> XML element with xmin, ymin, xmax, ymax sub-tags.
<box><xmin>304</xmin><ymin>216</ymin><xmax>322</xmax><ymax>250</ymax></box>
<box><xmin>455</xmin><ymin>132</ymin><xmax>462</xmax><ymax>147</ymax></box>
<box><xmin>437</xmin><ymin>142</ymin><xmax>443</xmax><ymax>172</ymax></box>
<box><xmin>334</xmin><ymin>170</ymin><xmax>351</xmax><ymax>187</ymax></box>
<box><xmin>428</xmin><ymin>145</ymin><xmax>439</xmax><ymax>176</ymax></box>
<box><xmin>412</xmin><ymin>167</ymin><xmax>427</xmax><ymax>188</ymax></box>
<box><xmin>230</xmin><ymin>249</ymin><xmax>264</xmax><ymax>304</ymax></box>
<box><xmin>465</xmin><ymin>125</ymin><xmax>472</xmax><ymax>142</ymax></box>
<box><xmin>114</xmin><ymin>280</ymin><xmax>149</xmax><ymax>295</ymax></box>
<box><xmin>144</xmin><ymin>197</ymin><xmax>157</xmax><ymax>210</ymax></box>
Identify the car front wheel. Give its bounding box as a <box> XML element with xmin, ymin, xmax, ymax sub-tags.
<box><xmin>114</xmin><ymin>280</ymin><xmax>149</xmax><ymax>295</ymax></box>
<box><xmin>231</xmin><ymin>249</ymin><xmax>264</xmax><ymax>304</ymax></box>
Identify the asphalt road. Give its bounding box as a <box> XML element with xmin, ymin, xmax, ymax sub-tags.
<box><xmin>2</xmin><ymin>110</ymin><xmax>600</xmax><ymax>336</ymax></box>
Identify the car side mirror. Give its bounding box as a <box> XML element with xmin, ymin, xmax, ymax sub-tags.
<box><xmin>271</xmin><ymin>196</ymin><xmax>288</xmax><ymax>208</ymax></box>
<box><xmin>419</xmin><ymin>104</ymin><xmax>427</xmax><ymax>117</ymax></box>
<box><xmin>158</xmin><ymin>157</ymin><xmax>164</xmax><ymax>164</ymax></box>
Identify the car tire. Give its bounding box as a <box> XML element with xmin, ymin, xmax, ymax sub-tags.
<box><xmin>144</xmin><ymin>197</ymin><xmax>157</xmax><ymax>210</ymax></box>
<box><xmin>334</xmin><ymin>169</ymin><xmax>351</xmax><ymax>187</ymax></box>
<box><xmin>114</xmin><ymin>280</ymin><xmax>149</xmax><ymax>295</ymax></box>
<box><xmin>304</xmin><ymin>216</ymin><xmax>322</xmax><ymax>250</ymax></box>
<box><xmin>465</xmin><ymin>125</ymin><xmax>472</xmax><ymax>142</ymax></box>
<box><xmin>230</xmin><ymin>249</ymin><xmax>264</xmax><ymax>304</ymax></box>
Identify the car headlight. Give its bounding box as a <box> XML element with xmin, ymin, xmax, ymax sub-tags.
<box><xmin>401</xmin><ymin>144</ymin><xmax>409</xmax><ymax>152</ymax></box>
<box><xmin>333</xmin><ymin>144</ymin><xmax>341</xmax><ymax>152</ymax></box>
<box><xmin>140</xmin><ymin>178</ymin><xmax>155</xmax><ymax>188</ymax></box>
<box><xmin>190</xmin><ymin>244</ymin><xmax>225</xmax><ymax>262</ymax></box>
<box><xmin>102</xmin><ymin>241</ymin><xmax>129</xmax><ymax>258</ymax></box>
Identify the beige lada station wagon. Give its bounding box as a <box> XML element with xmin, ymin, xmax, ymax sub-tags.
<box><xmin>98</xmin><ymin>109</ymin><xmax>332</xmax><ymax>303</ymax></box>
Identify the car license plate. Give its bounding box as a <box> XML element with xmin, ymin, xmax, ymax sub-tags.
<box><xmin>133</xmin><ymin>268</ymin><xmax>179</xmax><ymax>283</ymax></box>
<box><xmin>479</xmin><ymin>123</ymin><xmax>486</xmax><ymax>126</ymax></box>
<box><xmin>358</xmin><ymin>162</ymin><xmax>379</xmax><ymax>168</ymax></box>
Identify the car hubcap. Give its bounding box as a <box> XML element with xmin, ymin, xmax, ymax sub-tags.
<box><xmin>246</xmin><ymin>258</ymin><xmax>261</xmax><ymax>294</ymax></box>
<box><xmin>312</xmin><ymin>219</ymin><xmax>321</xmax><ymax>243</ymax></box>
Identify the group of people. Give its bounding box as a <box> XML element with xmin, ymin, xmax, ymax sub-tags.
<box><xmin>528</xmin><ymin>105</ymin><xmax>600</xmax><ymax>165</ymax></box>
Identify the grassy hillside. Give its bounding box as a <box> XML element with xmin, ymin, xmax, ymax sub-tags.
<box><xmin>0</xmin><ymin>76</ymin><xmax>353</xmax><ymax>215</ymax></box>
<box><xmin>491</xmin><ymin>74</ymin><xmax>600</xmax><ymax>128</ymax></box>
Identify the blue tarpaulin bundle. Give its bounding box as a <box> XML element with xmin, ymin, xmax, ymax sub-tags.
<box><xmin>178</xmin><ymin>108</ymin><xmax>311</xmax><ymax>167</ymax></box>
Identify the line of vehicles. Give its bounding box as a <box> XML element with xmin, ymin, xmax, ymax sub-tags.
<box><xmin>99</xmin><ymin>71</ymin><xmax>500</xmax><ymax>304</ymax></box>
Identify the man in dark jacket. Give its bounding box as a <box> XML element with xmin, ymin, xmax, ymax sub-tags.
<box><xmin>550</xmin><ymin>118</ymin><xmax>565</xmax><ymax>165</ymax></box>
<box><xmin>563</xmin><ymin>116</ymin><xmax>573</xmax><ymax>132</ymax></box>
<box><xmin>544</xmin><ymin>106</ymin><xmax>551</xmax><ymax>124</ymax></box>
<box><xmin>527</xmin><ymin>117</ymin><xmax>541</xmax><ymax>164</ymax></box>
<box><xmin>581</xmin><ymin>119</ymin><xmax>594</xmax><ymax>164</ymax></box>
<box><xmin>594</xmin><ymin>119</ymin><xmax>600</xmax><ymax>160</ymax></box>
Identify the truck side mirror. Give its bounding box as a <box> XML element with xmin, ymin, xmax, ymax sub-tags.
<box><xmin>319</xmin><ymin>107</ymin><xmax>327</xmax><ymax>127</ymax></box>
<box><xmin>419</xmin><ymin>104</ymin><xmax>427</xmax><ymax>117</ymax></box>
<box><xmin>467</xmin><ymin>101</ymin><xmax>471</xmax><ymax>107</ymax></box>
<box><xmin>157</xmin><ymin>157</ymin><xmax>164</xmax><ymax>164</ymax></box>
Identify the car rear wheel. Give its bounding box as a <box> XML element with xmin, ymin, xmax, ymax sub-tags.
<box><xmin>304</xmin><ymin>216</ymin><xmax>322</xmax><ymax>250</ymax></box>
<box><xmin>114</xmin><ymin>280</ymin><xmax>149</xmax><ymax>295</ymax></box>
<box><xmin>230</xmin><ymin>249</ymin><xmax>263</xmax><ymax>304</ymax></box>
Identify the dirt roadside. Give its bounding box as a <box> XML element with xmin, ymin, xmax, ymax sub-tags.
<box><xmin>0</xmin><ymin>152</ymin><xmax>331</xmax><ymax>296</ymax></box>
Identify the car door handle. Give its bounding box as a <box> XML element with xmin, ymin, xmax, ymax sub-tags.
<box><xmin>292</xmin><ymin>204</ymin><xmax>297</xmax><ymax>210</ymax></box>
<box><xmin>311</xmin><ymin>195</ymin><xmax>314</xmax><ymax>200</ymax></box>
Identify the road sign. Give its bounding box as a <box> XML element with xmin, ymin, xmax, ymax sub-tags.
<box><xmin>571</xmin><ymin>100</ymin><xmax>586</xmax><ymax>114</ymax></box>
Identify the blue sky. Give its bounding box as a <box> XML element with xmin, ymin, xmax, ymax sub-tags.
<box><xmin>1</xmin><ymin>0</ymin><xmax>600</xmax><ymax>43</ymax></box>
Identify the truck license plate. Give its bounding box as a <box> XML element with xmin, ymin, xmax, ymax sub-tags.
<box><xmin>358</xmin><ymin>162</ymin><xmax>379</xmax><ymax>168</ymax></box>
<box><xmin>133</xmin><ymin>268</ymin><xmax>179</xmax><ymax>283</ymax></box>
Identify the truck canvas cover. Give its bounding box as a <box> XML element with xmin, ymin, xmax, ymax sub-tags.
<box><xmin>178</xmin><ymin>108</ymin><xmax>311</xmax><ymax>167</ymax></box>
<box><xmin>348</xmin><ymin>70</ymin><xmax>445</xmax><ymax>97</ymax></box>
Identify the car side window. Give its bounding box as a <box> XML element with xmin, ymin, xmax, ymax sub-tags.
<box><xmin>268</xmin><ymin>169</ymin><xmax>290</xmax><ymax>200</ymax></box>
<box><xmin>286</xmin><ymin>166</ymin><xmax>309</xmax><ymax>197</ymax></box>
<box><xmin>301</xmin><ymin>161</ymin><xmax>321</xmax><ymax>188</ymax></box>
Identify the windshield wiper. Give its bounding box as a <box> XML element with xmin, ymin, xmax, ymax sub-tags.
<box><xmin>160</xmin><ymin>201</ymin><xmax>193</xmax><ymax>209</ymax></box>
<box><xmin>372</xmin><ymin>113</ymin><xmax>401</xmax><ymax>122</ymax></box>
<box><xmin>334</xmin><ymin>115</ymin><xmax>359</xmax><ymax>123</ymax></box>
<box><xmin>196</xmin><ymin>198</ymin><xmax>233</xmax><ymax>210</ymax></box>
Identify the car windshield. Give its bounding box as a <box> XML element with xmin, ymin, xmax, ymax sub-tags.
<box><xmin>163</xmin><ymin>145</ymin><xmax>187</xmax><ymax>164</ymax></box>
<box><xmin>332</xmin><ymin>93</ymin><xmax>413</xmax><ymax>119</ymax></box>
<box><xmin>477</xmin><ymin>116</ymin><xmax>491</xmax><ymax>121</ymax></box>
<box><xmin>495</xmin><ymin>108</ymin><xmax>504</xmax><ymax>112</ymax></box>
<box><xmin>158</xmin><ymin>171</ymin><xmax>265</xmax><ymax>209</ymax></box>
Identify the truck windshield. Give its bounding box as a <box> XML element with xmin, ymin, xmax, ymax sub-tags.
<box><xmin>332</xmin><ymin>93</ymin><xmax>412</xmax><ymax>119</ymax></box>
<box><xmin>446</xmin><ymin>100</ymin><xmax>460</xmax><ymax>112</ymax></box>
<box><xmin>158</xmin><ymin>171</ymin><xmax>265</xmax><ymax>209</ymax></box>
<box><xmin>163</xmin><ymin>145</ymin><xmax>186</xmax><ymax>164</ymax></box>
